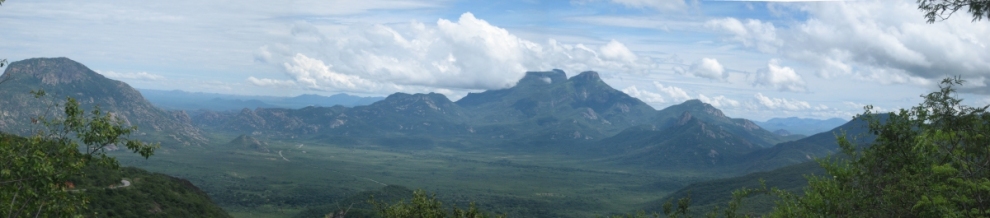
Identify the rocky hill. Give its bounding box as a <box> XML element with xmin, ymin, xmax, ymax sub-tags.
<box><xmin>0</xmin><ymin>57</ymin><xmax>205</xmax><ymax>146</ymax></box>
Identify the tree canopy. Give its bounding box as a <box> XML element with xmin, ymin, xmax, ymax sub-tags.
<box><xmin>765</xmin><ymin>77</ymin><xmax>990</xmax><ymax>217</ymax></box>
<box><xmin>0</xmin><ymin>92</ymin><xmax>158</xmax><ymax>217</ymax></box>
<box><xmin>918</xmin><ymin>0</ymin><xmax>990</xmax><ymax>23</ymax></box>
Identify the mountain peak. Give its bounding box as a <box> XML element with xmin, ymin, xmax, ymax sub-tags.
<box><xmin>571</xmin><ymin>71</ymin><xmax>601</xmax><ymax>83</ymax></box>
<box><xmin>675</xmin><ymin>99</ymin><xmax>725</xmax><ymax>118</ymax></box>
<box><xmin>518</xmin><ymin>69</ymin><xmax>567</xmax><ymax>85</ymax></box>
<box><xmin>2</xmin><ymin>57</ymin><xmax>103</xmax><ymax>85</ymax></box>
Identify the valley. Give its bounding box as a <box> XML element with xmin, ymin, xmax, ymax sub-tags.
<box><xmin>1</xmin><ymin>57</ymin><xmax>859</xmax><ymax>217</ymax></box>
<box><xmin>113</xmin><ymin>132</ymin><xmax>721</xmax><ymax>217</ymax></box>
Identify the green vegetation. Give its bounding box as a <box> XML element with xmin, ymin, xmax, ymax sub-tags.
<box><xmin>767</xmin><ymin>77</ymin><xmax>990</xmax><ymax>217</ymax></box>
<box><xmin>651</xmin><ymin>161</ymin><xmax>825</xmax><ymax>216</ymax></box>
<box><xmin>654</xmin><ymin>77</ymin><xmax>990</xmax><ymax>217</ymax></box>
<box><xmin>919</xmin><ymin>0</ymin><xmax>990</xmax><ymax>23</ymax></box>
<box><xmin>79</xmin><ymin>166</ymin><xmax>231</xmax><ymax>217</ymax></box>
<box><xmin>370</xmin><ymin>189</ymin><xmax>505</xmax><ymax>218</ymax></box>
<box><xmin>0</xmin><ymin>91</ymin><xmax>157</xmax><ymax>216</ymax></box>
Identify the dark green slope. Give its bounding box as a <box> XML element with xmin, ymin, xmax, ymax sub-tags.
<box><xmin>0</xmin><ymin>57</ymin><xmax>205</xmax><ymax>146</ymax></box>
<box><xmin>653</xmin><ymin>100</ymin><xmax>785</xmax><ymax>148</ymax></box>
<box><xmin>648</xmin><ymin>161</ymin><xmax>825</xmax><ymax>216</ymax></box>
<box><xmin>77</xmin><ymin>166</ymin><xmax>231</xmax><ymax>217</ymax></box>
<box><xmin>738</xmin><ymin>115</ymin><xmax>879</xmax><ymax>172</ymax></box>
<box><xmin>597</xmin><ymin>113</ymin><xmax>764</xmax><ymax>169</ymax></box>
<box><xmin>292</xmin><ymin>185</ymin><xmax>415</xmax><ymax>218</ymax></box>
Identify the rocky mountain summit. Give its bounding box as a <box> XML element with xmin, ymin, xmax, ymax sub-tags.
<box><xmin>0</xmin><ymin>57</ymin><xmax>205</xmax><ymax>146</ymax></box>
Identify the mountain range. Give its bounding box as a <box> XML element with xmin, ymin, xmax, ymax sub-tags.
<box><xmin>188</xmin><ymin>68</ymin><xmax>818</xmax><ymax>170</ymax></box>
<box><xmin>754</xmin><ymin>117</ymin><xmax>848</xmax><ymax>136</ymax></box>
<box><xmin>0</xmin><ymin>57</ymin><xmax>866</xmax><ymax>172</ymax></box>
<box><xmin>139</xmin><ymin>89</ymin><xmax>384</xmax><ymax>112</ymax></box>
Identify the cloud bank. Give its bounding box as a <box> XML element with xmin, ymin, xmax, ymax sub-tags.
<box><xmin>250</xmin><ymin>12</ymin><xmax>663</xmax><ymax>94</ymax></box>
<box><xmin>707</xmin><ymin>1</ymin><xmax>990</xmax><ymax>93</ymax></box>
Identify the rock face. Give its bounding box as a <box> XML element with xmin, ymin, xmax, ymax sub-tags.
<box><xmin>0</xmin><ymin>57</ymin><xmax>205</xmax><ymax>146</ymax></box>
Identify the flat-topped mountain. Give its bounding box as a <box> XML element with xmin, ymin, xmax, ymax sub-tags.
<box><xmin>0</xmin><ymin>57</ymin><xmax>205</xmax><ymax>146</ymax></box>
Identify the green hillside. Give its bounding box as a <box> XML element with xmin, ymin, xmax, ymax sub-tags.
<box><xmin>75</xmin><ymin>166</ymin><xmax>231</xmax><ymax>217</ymax></box>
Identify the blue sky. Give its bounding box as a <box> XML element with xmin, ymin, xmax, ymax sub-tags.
<box><xmin>1</xmin><ymin>0</ymin><xmax>988</xmax><ymax>121</ymax></box>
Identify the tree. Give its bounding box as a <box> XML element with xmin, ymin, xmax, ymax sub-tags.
<box><xmin>766</xmin><ymin>77</ymin><xmax>990</xmax><ymax>217</ymax></box>
<box><xmin>918</xmin><ymin>0</ymin><xmax>990</xmax><ymax>23</ymax></box>
<box><xmin>368</xmin><ymin>189</ymin><xmax>504</xmax><ymax>218</ymax></box>
<box><xmin>0</xmin><ymin>91</ymin><xmax>158</xmax><ymax>217</ymax></box>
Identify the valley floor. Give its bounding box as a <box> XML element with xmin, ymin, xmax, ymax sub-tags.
<box><xmin>114</xmin><ymin>135</ymin><xmax>732</xmax><ymax>217</ymax></box>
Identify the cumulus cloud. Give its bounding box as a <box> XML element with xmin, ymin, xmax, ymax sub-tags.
<box><xmin>753</xmin><ymin>59</ymin><xmax>807</xmax><ymax>92</ymax></box>
<box><xmin>600</xmin><ymin>40</ymin><xmax>638</xmax><ymax>63</ymax></box>
<box><xmin>705</xmin><ymin>18</ymin><xmax>780</xmax><ymax>53</ymax></box>
<box><xmin>622</xmin><ymin>86</ymin><xmax>666</xmax><ymax>104</ymax></box>
<box><xmin>654</xmin><ymin>82</ymin><xmax>691</xmax><ymax>102</ymax></box>
<box><xmin>698</xmin><ymin>94</ymin><xmax>740</xmax><ymax>108</ymax></box>
<box><xmin>679</xmin><ymin>58</ymin><xmax>727</xmax><ymax>81</ymax></box>
<box><xmin>622</xmin><ymin>81</ymin><xmax>693</xmax><ymax>106</ymax></box>
<box><xmin>251</xmin><ymin>12</ymin><xmax>662</xmax><ymax>94</ymax></box>
<box><xmin>706</xmin><ymin>0</ymin><xmax>990</xmax><ymax>92</ymax></box>
<box><xmin>96</xmin><ymin>70</ymin><xmax>165</xmax><ymax>81</ymax></box>
<box><xmin>753</xmin><ymin>93</ymin><xmax>811</xmax><ymax>111</ymax></box>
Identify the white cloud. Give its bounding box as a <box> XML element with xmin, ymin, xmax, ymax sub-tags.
<box><xmin>600</xmin><ymin>40</ymin><xmax>638</xmax><ymax>63</ymax></box>
<box><xmin>706</xmin><ymin>18</ymin><xmax>780</xmax><ymax>53</ymax></box>
<box><xmin>96</xmin><ymin>70</ymin><xmax>165</xmax><ymax>81</ymax></box>
<box><xmin>282</xmin><ymin>53</ymin><xmax>394</xmax><ymax>92</ymax></box>
<box><xmin>247</xmin><ymin>76</ymin><xmax>296</xmax><ymax>88</ymax></box>
<box><xmin>253</xmin><ymin>12</ymin><xmax>663</xmax><ymax>95</ymax></box>
<box><xmin>653</xmin><ymin>82</ymin><xmax>691</xmax><ymax>102</ymax></box>
<box><xmin>707</xmin><ymin>0</ymin><xmax>990</xmax><ymax>91</ymax></box>
<box><xmin>609</xmin><ymin>0</ymin><xmax>687</xmax><ymax>11</ymax></box>
<box><xmin>622</xmin><ymin>86</ymin><xmax>666</xmax><ymax>104</ymax></box>
<box><xmin>698</xmin><ymin>94</ymin><xmax>740</xmax><ymax>108</ymax></box>
<box><xmin>844</xmin><ymin>101</ymin><xmax>894</xmax><ymax>113</ymax></box>
<box><xmin>753</xmin><ymin>59</ymin><xmax>807</xmax><ymax>92</ymax></box>
<box><xmin>754</xmin><ymin>93</ymin><xmax>811</xmax><ymax>111</ymax></box>
<box><xmin>682</xmin><ymin>58</ymin><xmax>727</xmax><ymax>81</ymax></box>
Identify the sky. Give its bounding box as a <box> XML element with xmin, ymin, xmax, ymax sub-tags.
<box><xmin>1</xmin><ymin>0</ymin><xmax>989</xmax><ymax>121</ymax></box>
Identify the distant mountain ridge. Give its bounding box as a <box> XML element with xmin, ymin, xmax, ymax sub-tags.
<box><xmin>194</xmin><ymin>69</ymin><xmax>791</xmax><ymax>169</ymax></box>
<box><xmin>139</xmin><ymin>89</ymin><xmax>384</xmax><ymax>111</ymax></box>
<box><xmin>754</xmin><ymin>117</ymin><xmax>847</xmax><ymax>136</ymax></box>
<box><xmin>0</xmin><ymin>57</ymin><xmax>205</xmax><ymax>146</ymax></box>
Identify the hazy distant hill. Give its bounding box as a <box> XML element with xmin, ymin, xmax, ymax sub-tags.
<box><xmin>139</xmin><ymin>89</ymin><xmax>384</xmax><ymax>111</ymax></box>
<box><xmin>594</xmin><ymin>100</ymin><xmax>788</xmax><ymax>169</ymax></box>
<box><xmin>754</xmin><ymin>117</ymin><xmax>848</xmax><ymax>136</ymax></box>
<box><xmin>739</xmin><ymin>115</ymin><xmax>879</xmax><ymax>172</ymax></box>
<box><xmin>0</xmin><ymin>57</ymin><xmax>205</xmax><ymax>146</ymax></box>
<box><xmin>193</xmin><ymin>69</ymin><xmax>788</xmax><ymax>160</ymax></box>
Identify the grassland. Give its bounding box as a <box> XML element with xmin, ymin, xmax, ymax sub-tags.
<box><xmin>113</xmin><ymin>133</ymin><xmax>736</xmax><ymax>217</ymax></box>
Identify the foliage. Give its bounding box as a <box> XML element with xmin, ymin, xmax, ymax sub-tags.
<box><xmin>0</xmin><ymin>91</ymin><xmax>158</xmax><ymax>217</ymax></box>
<box><xmin>369</xmin><ymin>189</ymin><xmax>505</xmax><ymax>218</ymax></box>
<box><xmin>918</xmin><ymin>0</ymin><xmax>990</xmax><ymax>23</ymax></box>
<box><xmin>767</xmin><ymin>77</ymin><xmax>990</xmax><ymax>217</ymax></box>
<box><xmin>81</xmin><ymin>167</ymin><xmax>231</xmax><ymax>217</ymax></box>
<box><xmin>649</xmin><ymin>161</ymin><xmax>826</xmax><ymax>216</ymax></box>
